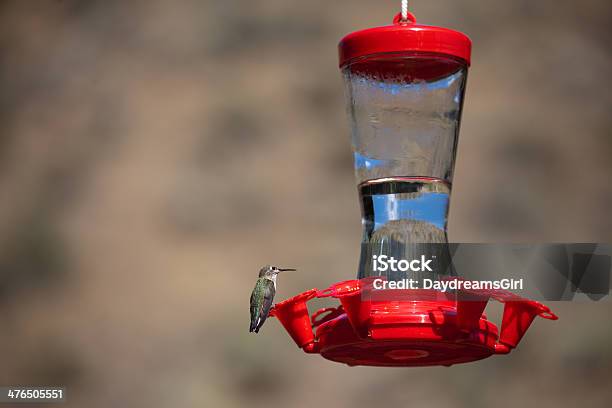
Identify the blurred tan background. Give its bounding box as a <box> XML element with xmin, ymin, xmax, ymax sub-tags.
<box><xmin>0</xmin><ymin>1</ymin><xmax>611</xmax><ymax>407</ymax></box>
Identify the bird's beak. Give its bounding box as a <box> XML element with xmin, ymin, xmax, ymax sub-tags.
<box><xmin>278</xmin><ymin>268</ymin><xmax>297</xmax><ymax>272</ymax></box>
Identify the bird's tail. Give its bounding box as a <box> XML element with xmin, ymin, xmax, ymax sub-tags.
<box><xmin>249</xmin><ymin>319</ymin><xmax>258</xmax><ymax>333</ymax></box>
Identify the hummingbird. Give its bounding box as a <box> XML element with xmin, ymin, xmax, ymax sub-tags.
<box><xmin>249</xmin><ymin>265</ymin><xmax>296</xmax><ymax>333</ymax></box>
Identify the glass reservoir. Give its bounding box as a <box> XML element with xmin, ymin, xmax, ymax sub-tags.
<box><xmin>342</xmin><ymin>54</ymin><xmax>468</xmax><ymax>279</ymax></box>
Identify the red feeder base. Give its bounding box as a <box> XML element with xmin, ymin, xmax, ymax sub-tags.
<box><xmin>270</xmin><ymin>279</ymin><xmax>557</xmax><ymax>367</ymax></box>
<box><xmin>315</xmin><ymin>306</ymin><xmax>498</xmax><ymax>367</ymax></box>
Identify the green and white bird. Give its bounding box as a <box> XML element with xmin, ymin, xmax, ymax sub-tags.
<box><xmin>249</xmin><ymin>265</ymin><xmax>296</xmax><ymax>333</ymax></box>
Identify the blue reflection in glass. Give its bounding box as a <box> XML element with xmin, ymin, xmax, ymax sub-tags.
<box><xmin>354</xmin><ymin>152</ymin><xmax>386</xmax><ymax>170</ymax></box>
<box><xmin>372</xmin><ymin>192</ymin><xmax>448</xmax><ymax>230</ymax></box>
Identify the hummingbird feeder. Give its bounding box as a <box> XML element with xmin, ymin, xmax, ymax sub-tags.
<box><xmin>270</xmin><ymin>5</ymin><xmax>557</xmax><ymax>367</ymax></box>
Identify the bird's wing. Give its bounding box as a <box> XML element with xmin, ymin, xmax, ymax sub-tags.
<box><xmin>255</xmin><ymin>279</ymin><xmax>276</xmax><ymax>333</ymax></box>
<box><xmin>250</xmin><ymin>280</ymin><xmax>264</xmax><ymax>332</ymax></box>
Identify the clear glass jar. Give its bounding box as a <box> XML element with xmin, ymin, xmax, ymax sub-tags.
<box><xmin>342</xmin><ymin>53</ymin><xmax>468</xmax><ymax>279</ymax></box>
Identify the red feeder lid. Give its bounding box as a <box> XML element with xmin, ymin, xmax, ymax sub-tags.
<box><xmin>338</xmin><ymin>12</ymin><xmax>472</xmax><ymax>68</ymax></box>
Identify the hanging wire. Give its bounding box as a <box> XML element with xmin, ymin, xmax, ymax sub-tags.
<box><xmin>401</xmin><ymin>0</ymin><xmax>409</xmax><ymax>21</ymax></box>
